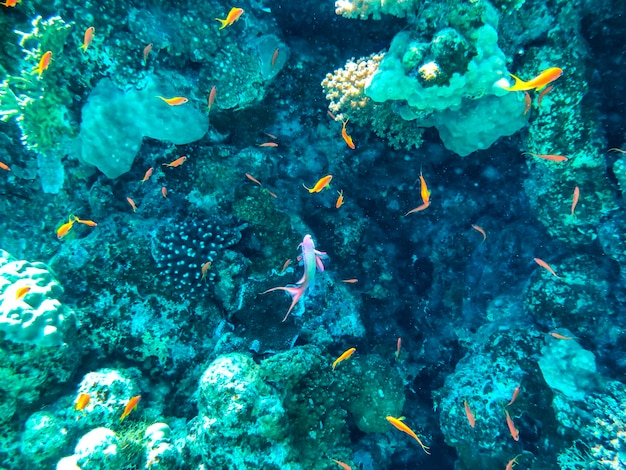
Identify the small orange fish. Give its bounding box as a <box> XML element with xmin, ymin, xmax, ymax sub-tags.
<box><xmin>57</xmin><ymin>216</ymin><xmax>76</xmax><ymax>239</ymax></box>
<box><xmin>523</xmin><ymin>91</ymin><xmax>531</xmax><ymax>116</ymax></box>
<box><xmin>245</xmin><ymin>173</ymin><xmax>262</xmax><ymax>186</ymax></box>
<box><xmin>163</xmin><ymin>156</ymin><xmax>188</xmax><ymax>168</ymax></box>
<box><xmin>140</xmin><ymin>167</ymin><xmax>153</xmax><ymax>183</ymax></box>
<box><xmin>395</xmin><ymin>337</ymin><xmax>401</xmax><ymax>361</ymax></box>
<box><xmin>537</xmin><ymin>85</ymin><xmax>554</xmax><ymax>108</ymax></box>
<box><xmin>386</xmin><ymin>416</ymin><xmax>430</xmax><ymax>454</ymax></box>
<box><xmin>505</xmin><ymin>455</ymin><xmax>522</xmax><ymax>470</ymax></box>
<box><xmin>143</xmin><ymin>43</ymin><xmax>153</xmax><ymax>64</ymax></box>
<box><xmin>549</xmin><ymin>332</ymin><xmax>574</xmax><ymax>340</ymax></box>
<box><xmin>156</xmin><ymin>95</ymin><xmax>188</xmax><ymax>106</ymax></box>
<box><xmin>266</xmin><ymin>189</ymin><xmax>278</xmax><ymax>198</ymax></box>
<box><xmin>127</xmin><ymin>197</ymin><xmax>137</xmax><ymax>212</ymax></box>
<box><xmin>534</xmin><ymin>257</ymin><xmax>560</xmax><ymax>279</ymax></box>
<box><xmin>472</xmin><ymin>224</ymin><xmax>486</xmax><ymax>242</ymax></box>
<box><xmin>335</xmin><ymin>190</ymin><xmax>344</xmax><ymax>208</ymax></box>
<box><xmin>1</xmin><ymin>0</ymin><xmax>20</xmax><ymax>7</ymax></box>
<box><xmin>120</xmin><ymin>395</ymin><xmax>141</xmax><ymax>422</ymax></box>
<box><xmin>208</xmin><ymin>86</ymin><xmax>217</xmax><ymax>113</ymax></box>
<box><xmin>405</xmin><ymin>168</ymin><xmax>431</xmax><ymax>216</ymax></box>
<box><xmin>0</xmin><ymin>161</ymin><xmax>10</xmax><ymax>171</ymax></box>
<box><xmin>271</xmin><ymin>48</ymin><xmax>280</xmax><ymax>68</ymax></box>
<box><xmin>464</xmin><ymin>400</ymin><xmax>476</xmax><ymax>428</ymax></box>
<box><xmin>504</xmin><ymin>408</ymin><xmax>520</xmax><ymax>441</ymax></box>
<box><xmin>80</xmin><ymin>26</ymin><xmax>95</xmax><ymax>52</ymax></box>
<box><xmin>75</xmin><ymin>393</ymin><xmax>90</xmax><ymax>411</ymax></box>
<box><xmin>524</xmin><ymin>152</ymin><xmax>568</xmax><ymax>162</ymax></box>
<box><xmin>571</xmin><ymin>186</ymin><xmax>579</xmax><ymax>217</ymax></box>
<box><xmin>161</xmin><ymin>186</ymin><xmax>168</xmax><ymax>198</ymax></box>
<box><xmin>303</xmin><ymin>175</ymin><xmax>332</xmax><ymax>193</ymax></box>
<box><xmin>331</xmin><ymin>459</ymin><xmax>352</xmax><ymax>470</ymax></box>
<box><xmin>74</xmin><ymin>217</ymin><xmax>98</xmax><ymax>227</ymax></box>
<box><xmin>258</xmin><ymin>142</ymin><xmax>278</xmax><ymax>147</ymax></box>
<box><xmin>503</xmin><ymin>67</ymin><xmax>563</xmax><ymax>92</ymax></box>
<box><xmin>280</xmin><ymin>258</ymin><xmax>291</xmax><ymax>274</ymax></box>
<box><xmin>332</xmin><ymin>347</ymin><xmax>356</xmax><ymax>371</ymax></box>
<box><xmin>15</xmin><ymin>286</ymin><xmax>30</xmax><ymax>300</ymax></box>
<box><xmin>35</xmin><ymin>51</ymin><xmax>52</xmax><ymax>77</ymax></box>
<box><xmin>506</xmin><ymin>385</ymin><xmax>521</xmax><ymax>407</ymax></box>
<box><xmin>342</xmin><ymin>279</ymin><xmax>358</xmax><ymax>284</ymax></box>
<box><xmin>341</xmin><ymin>119</ymin><xmax>355</xmax><ymax>149</ymax></box>
<box><xmin>215</xmin><ymin>7</ymin><xmax>244</xmax><ymax>29</ymax></box>
<box><xmin>327</xmin><ymin>110</ymin><xmax>337</xmax><ymax>120</ymax></box>
<box><xmin>201</xmin><ymin>261</ymin><xmax>212</xmax><ymax>281</ymax></box>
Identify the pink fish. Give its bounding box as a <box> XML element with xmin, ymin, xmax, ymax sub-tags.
<box><xmin>261</xmin><ymin>234</ymin><xmax>327</xmax><ymax>321</ymax></box>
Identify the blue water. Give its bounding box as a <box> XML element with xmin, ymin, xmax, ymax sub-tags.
<box><xmin>0</xmin><ymin>0</ymin><xmax>625</xmax><ymax>469</ymax></box>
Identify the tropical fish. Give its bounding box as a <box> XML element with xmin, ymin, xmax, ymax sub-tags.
<box><xmin>503</xmin><ymin>67</ymin><xmax>563</xmax><ymax>92</ymax></box>
<box><xmin>524</xmin><ymin>152</ymin><xmax>568</xmax><ymax>162</ymax></box>
<box><xmin>80</xmin><ymin>26</ymin><xmax>95</xmax><ymax>52</ymax></box>
<box><xmin>332</xmin><ymin>347</ymin><xmax>356</xmax><ymax>370</ymax></box>
<box><xmin>464</xmin><ymin>400</ymin><xmax>476</xmax><ymax>428</ymax></box>
<box><xmin>405</xmin><ymin>168</ymin><xmax>431</xmax><ymax>215</ymax></box>
<box><xmin>0</xmin><ymin>161</ymin><xmax>10</xmax><ymax>171</ymax></box>
<box><xmin>537</xmin><ymin>85</ymin><xmax>554</xmax><ymax>107</ymax></box>
<box><xmin>523</xmin><ymin>91</ymin><xmax>531</xmax><ymax>116</ymax></box>
<box><xmin>161</xmin><ymin>186</ymin><xmax>168</xmax><ymax>198</ymax></box>
<box><xmin>120</xmin><ymin>395</ymin><xmax>141</xmax><ymax>422</ymax></box>
<box><xmin>57</xmin><ymin>216</ymin><xmax>76</xmax><ymax>239</ymax></box>
<box><xmin>335</xmin><ymin>190</ymin><xmax>344</xmax><ymax>208</ymax></box>
<box><xmin>15</xmin><ymin>286</ymin><xmax>30</xmax><ymax>300</ymax></box>
<box><xmin>504</xmin><ymin>408</ymin><xmax>520</xmax><ymax>441</ymax></box>
<box><xmin>258</xmin><ymin>142</ymin><xmax>278</xmax><ymax>147</ymax></box>
<box><xmin>143</xmin><ymin>43</ymin><xmax>153</xmax><ymax>64</ymax></box>
<box><xmin>303</xmin><ymin>175</ymin><xmax>332</xmax><ymax>193</ymax></box>
<box><xmin>506</xmin><ymin>455</ymin><xmax>522</xmax><ymax>470</ymax></box>
<box><xmin>35</xmin><ymin>51</ymin><xmax>52</xmax><ymax>77</ymax></box>
<box><xmin>471</xmin><ymin>224</ymin><xmax>486</xmax><ymax>242</ymax></box>
<box><xmin>331</xmin><ymin>459</ymin><xmax>352</xmax><ymax>470</ymax></box>
<box><xmin>74</xmin><ymin>217</ymin><xmax>97</xmax><ymax>227</ymax></box>
<box><xmin>74</xmin><ymin>393</ymin><xmax>90</xmax><ymax>411</ymax></box>
<box><xmin>140</xmin><ymin>167</ymin><xmax>153</xmax><ymax>183</ymax></box>
<box><xmin>208</xmin><ymin>86</ymin><xmax>217</xmax><ymax>113</ymax></box>
<box><xmin>156</xmin><ymin>96</ymin><xmax>188</xmax><ymax>106</ymax></box>
<box><xmin>506</xmin><ymin>385</ymin><xmax>521</xmax><ymax>407</ymax></box>
<box><xmin>1</xmin><ymin>0</ymin><xmax>21</xmax><ymax>7</ymax></box>
<box><xmin>162</xmin><ymin>156</ymin><xmax>188</xmax><ymax>167</ymax></box>
<box><xmin>341</xmin><ymin>119</ymin><xmax>355</xmax><ymax>149</ymax></box>
<box><xmin>215</xmin><ymin>7</ymin><xmax>244</xmax><ymax>30</ymax></box>
<box><xmin>395</xmin><ymin>337</ymin><xmax>401</xmax><ymax>361</ymax></box>
<box><xmin>271</xmin><ymin>48</ymin><xmax>280</xmax><ymax>68</ymax></box>
<box><xmin>549</xmin><ymin>332</ymin><xmax>574</xmax><ymax>340</ymax></box>
<box><xmin>534</xmin><ymin>257</ymin><xmax>561</xmax><ymax>279</ymax></box>
<box><xmin>386</xmin><ymin>416</ymin><xmax>430</xmax><ymax>454</ymax></box>
<box><xmin>261</xmin><ymin>234</ymin><xmax>327</xmax><ymax>321</ymax></box>
<box><xmin>127</xmin><ymin>197</ymin><xmax>137</xmax><ymax>212</ymax></box>
<box><xmin>342</xmin><ymin>279</ymin><xmax>358</xmax><ymax>284</ymax></box>
<box><xmin>571</xmin><ymin>186</ymin><xmax>580</xmax><ymax>217</ymax></box>
<box><xmin>280</xmin><ymin>259</ymin><xmax>292</xmax><ymax>274</ymax></box>
<box><xmin>201</xmin><ymin>261</ymin><xmax>212</xmax><ymax>281</ymax></box>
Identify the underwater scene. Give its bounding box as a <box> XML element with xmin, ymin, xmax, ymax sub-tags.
<box><xmin>1</xmin><ymin>0</ymin><xmax>626</xmax><ymax>468</ymax></box>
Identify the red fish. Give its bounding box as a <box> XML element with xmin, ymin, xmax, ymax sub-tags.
<box><xmin>162</xmin><ymin>156</ymin><xmax>188</xmax><ymax>168</ymax></box>
<box><xmin>140</xmin><ymin>167</ymin><xmax>153</xmax><ymax>183</ymax></box>
<box><xmin>157</xmin><ymin>96</ymin><xmax>188</xmax><ymax>106</ymax></box>
<box><xmin>35</xmin><ymin>51</ymin><xmax>52</xmax><ymax>77</ymax></box>
<box><xmin>80</xmin><ymin>27</ymin><xmax>95</xmax><ymax>52</ymax></box>
<box><xmin>120</xmin><ymin>395</ymin><xmax>141</xmax><ymax>422</ymax></box>
<box><xmin>208</xmin><ymin>86</ymin><xmax>217</xmax><ymax>113</ymax></box>
<box><xmin>537</xmin><ymin>85</ymin><xmax>554</xmax><ymax>108</ymax></box>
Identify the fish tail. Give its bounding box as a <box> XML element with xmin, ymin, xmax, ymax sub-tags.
<box><xmin>215</xmin><ymin>17</ymin><xmax>228</xmax><ymax>29</ymax></box>
<box><xmin>302</xmin><ymin>183</ymin><xmax>312</xmax><ymax>192</ymax></box>
<box><xmin>504</xmin><ymin>73</ymin><xmax>527</xmax><ymax>91</ymax></box>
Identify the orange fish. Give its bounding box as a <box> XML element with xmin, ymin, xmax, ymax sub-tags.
<box><xmin>342</xmin><ymin>279</ymin><xmax>358</xmax><ymax>284</ymax></box>
<box><xmin>15</xmin><ymin>286</ymin><xmax>30</xmax><ymax>300</ymax></box>
<box><xmin>1</xmin><ymin>0</ymin><xmax>20</xmax><ymax>7</ymax></box>
<box><xmin>161</xmin><ymin>186</ymin><xmax>168</xmax><ymax>198</ymax></box>
<box><xmin>506</xmin><ymin>385</ymin><xmax>521</xmax><ymax>407</ymax></box>
<box><xmin>162</xmin><ymin>156</ymin><xmax>188</xmax><ymax>168</ymax></box>
<box><xmin>534</xmin><ymin>257</ymin><xmax>561</xmax><ymax>279</ymax></box>
<box><xmin>303</xmin><ymin>175</ymin><xmax>332</xmax><ymax>193</ymax></box>
<box><xmin>537</xmin><ymin>85</ymin><xmax>554</xmax><ymax>108</ymax></box>
<box><xmin>201</xmin><ymin>261</ymin><xmax>212</xmax><ymax>281</ymax></box>
<box><xmin>471</xmin><ymin>224</ymin><xmax>486</xmax><ymax>242</ymax></box>
<box><xmin>524</xmin><ymin>152</ymin><xmax>568</xmax><ymax>162</ymax></box>
<box><xmin>215</xmin><ymin>7</ymin><xmax>244</xmax><ymax>29</ymax></box>
<box><xmin>127</xmin><ymin>197</ymin><xmax>137</xmax><ymax>212</ymax></box>
<box><xmin>549</xmin><ymin>332</ymin><xmax>574</xmax><ymax>340</ymax></box>
<box><xmin>571</xmin><ymin>186</ymin><xmax>579</xmax><ymax>217</ymax></box>
<box><xmin>331</xmin><ymin>459</ymin><xmax>352</xmax><ymax>470</ymax></box>
<box><xmin>75</xmin><ymin>393</ymin><xmax>90</xmax><ymax>411</ymax></box>
<box><xmin>0</xmin><ymin>161</ymin><xmax>10</xmax><ymax>171</ymax></box>
<box><xmin>140</xmin><ymin>167</ymin><xmax>153</xmax><ymax>183</ymax></box>
<box><xmin>120</xmin><ymin>395</ymin><xmax>141</xmax><ymax>422</ymax></box>
<box><xmin>523</xmin><ymin>91</ymin><xmax>531</xmax><ymax>116</ymax></box>
<box><xmin>395</xmin><ymin>337</ymin><xmax>401</xmax><ymax>361</ymax></box>
<box><xmin>143</xmin><ymin>43</ymin><xmax>153</xmax><ymax>64</ymax></box>
<box><xmin>505</xmin><ymin>455</ymin><xmax>522</xmax><ymax>470</ymax></box>
<box><xmin>386</xmin><ymin>416</ymin><xmax>430</xmax><ymax>454</ymax></box>
<box><xmin>405</xmin><ymin>168</ymin><xmax>431</xmax><ymax>216</ymax></box>
<box><xmin>245</xmin><ymin>173</ymin><xmax>262</xmax><ymax>186</ymax></box>
<box><xmin>504</xmin><ymin>408</ymin><xmax>520</xmax><ymax>441</ymax></box>
<box><xmin>208</xmin><ymin>86</ymin><xmax>217</xmax><ymax>113</ymax></box>
<box><xmin>80</xmin><ymin>26</ymin><xmax>95</xmax><ymax>52</ymax></box>
<box><xmin>341</xmin><ymin>119</ymin><xmax>355</xmax><ymax>149</ymax></box>
<box><xmin>503</xmin><ymin>67</ymin><xmax>563</xmax><ymax>92</ymax></box>
<box><xmin>332</xmin><ymin>347</ymin><xmax>356</xmax><ymax>370</ymax></box>
<box><xmin>156</xmin><ymin>96</ymin><xmax>188</xmax><ymax>106</ymax></box>
<box><xmin>57</xmin><ymin>216</ymin><xmax>76</xmax><ymax>239</ymax></box>
<box><xmin>327</xmin><ymin>110</ymin><xmax>337</xmax><ymax>120</ymax></box>
<box><xmin>464</xmin><ymin>400</ymin><xmax>476</xmax><ymax>428</ymax></box>
<box><xmin>280</xmin><ymin>258</ymin><xmax>292</xmax><ymax>273</ymax></box>
<box><xmin>35</xmin><ymin>51</ymin><xmax>52</xmax><ymax>77</ymax></box>
<box><xmin>335</xmin><ymin>190</ymin><xmax>344</xmax><ymax>208</ymax></box>
<box><xmin>258</xmin><ymin>142</ymin><xmax>278</xmax><ymax>147</ymax></box>
<box><xmin>74</xmin><ymin>217</ymin><xmax>97</xmax><ymax>227</ymax></box>
<box><xmin>271</xmin><ymin>48</ymin><xmax>280</xmax><ymax>68</ymax></box>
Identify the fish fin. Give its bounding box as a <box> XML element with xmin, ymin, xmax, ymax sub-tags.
<box><xmin>504</xmin><ymin>73</ymin><xmax>525</xmax><ymax>91</ymax></box>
